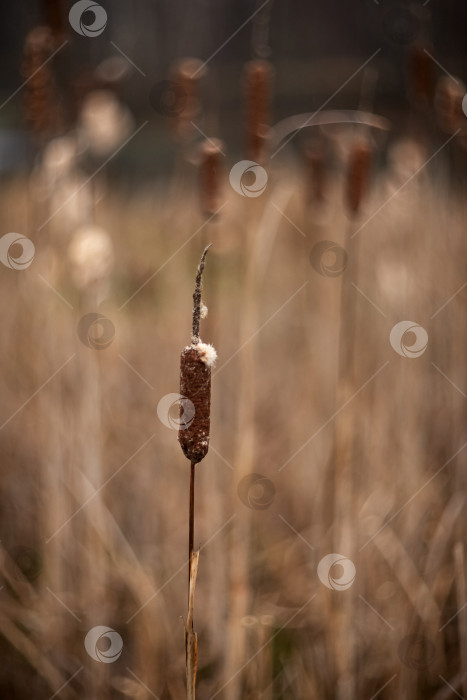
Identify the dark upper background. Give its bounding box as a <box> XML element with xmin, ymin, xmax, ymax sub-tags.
<box><xmin>0</xmin><ymin>0</ymin><xmax>466</xmax><ymax>175</ymax></box>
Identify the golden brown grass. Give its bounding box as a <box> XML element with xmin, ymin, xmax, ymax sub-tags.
<box><xmin>0</xmin><ymin>109</ymin><xmax>466</xmax><ymax>700</ymax></box>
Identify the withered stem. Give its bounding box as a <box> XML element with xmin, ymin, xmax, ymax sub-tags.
<box><xmin>188</xmin><ymin>461</ymin><xmax>195</xmax><ymax>593</ymax></box>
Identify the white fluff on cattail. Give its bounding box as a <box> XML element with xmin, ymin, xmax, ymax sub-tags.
<box><xmin>200</xmin><ymin>303</ymin><xmax>208</xmax><ymax>319</ymax></box>
<box><xmin>196</xmin><ymin>343</ymin><xmax>217</xmax><ymax>367</ymax></box>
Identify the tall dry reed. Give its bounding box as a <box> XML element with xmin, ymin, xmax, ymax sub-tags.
<box><xmin>179</xmin><ymin>246</ymin><xmax>217</xmax><ymax>699</ymax></box>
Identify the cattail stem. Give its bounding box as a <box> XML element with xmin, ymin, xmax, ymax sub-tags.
<box><xmin>186</xmin><ymin>550</ymin><xmax>199</xmax><ymax>700</ymax></box>
<box><xmin>188</xmin><ymin>461</ymin><xmax>195</xmax><ymax>592</ymax></box>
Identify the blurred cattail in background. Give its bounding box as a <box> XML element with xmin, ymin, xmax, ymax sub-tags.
<box><xmin>198</xmin><ymin>138</ymin><xmax>224</xmax><ymax>216</ymax></box>
<box><xmin>434</xmin><ymin>76</ymin><xmax>465</xmax><ymax>135</ymax></box>
<box><xmin>41</xmin><ymin>0</ymin><xmax>66</xmax><ymax>43</ymax></box>
<box><xmin>407</xmin><ymin>42</ymin><xmax>435</xmax><ymax>109</ymax></box>
<box><xmin>170</xmin><ymin>58</ymin><xmax>206</xmax><ymax>141</ymax></box>
<box><xmin>22</xmin><ymin>27</ymin><xmax>63</xmax><ymax>141</ymax></box>
<box><xmin>244</xmin><ymin>59</ymin><xmax>274</xmax><ymax>162</ymax></box>
<box><xmin>304</xmin><ymin>140</ymin><xmax>327</xmax><ymax>204</ymax></box>
<box><xmin>345</xmin><ymin>137</ymin><xmax>373</xmax><ymax>216</ymax></box>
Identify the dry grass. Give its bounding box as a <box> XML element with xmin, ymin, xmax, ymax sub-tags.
<box><xmin>0</xmin><ymin>45</ymin><xmax>466</xmax><ymax>700</ymax></box>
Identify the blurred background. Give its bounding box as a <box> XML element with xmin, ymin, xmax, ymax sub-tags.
<box><xmin>0</xmin><ymin>0</ymin><xmax>466</xmax><ymax>698</ymax></box>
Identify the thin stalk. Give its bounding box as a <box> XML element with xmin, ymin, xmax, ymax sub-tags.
<box><xmin>180</xmin><ymin>246</ymin><xmax>215</xmax><ymax>700</ymax></box>
<box><xmin>188</xmin><ymin>461</ymin><xmax>195</xmax><ymax>593</ymax></box>
<box><xmin>186</xmin><ymin>551</ymin><xmax>199</xmax><ymax>700</ymax></box>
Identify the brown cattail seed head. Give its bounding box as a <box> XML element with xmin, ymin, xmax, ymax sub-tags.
<box><xmin>407</xmin><ymin>43</ymin><xmax>435</xmax><ymax>107</ymax></box>
<box><xmin>171</xmin><ymin>58</ymin><xmax>206</xmax><ymax>139</ymax></box>
<box><xmin>244</xmin><ymin>59</ymin><xmax>273</xmax><ymax>162</ymax></box>
<box><xmin>42</xmin><ymin>0</ymin><xmax>66</xmax><ymax>42</ymax></box>
<box><xmin>199</xmin><ymin>139</ymin><xmax>224</xmax><ymax>216</ymax></box>
<box><xmin>179</xmin><ymin>246</ymin><xmax>216</xmax><ymax>464</ymax></box>
<box><xmin>345</xmin><ymin>138</ymin><xmax>372</xmax><ymax>215</ymax></box>
<box><xmin>22</xmin><ymin>27</ymin><xmax>63</xmax><ymax>140</ymax></box>
<box><xmin>434</xmin><ymin>76</ymin><xmax>465</xmax><ymax>134</ymax></box>
<box><xmin>179</xmin><ymin>344</ymin><xmax>215</xmax><ymax>463</ymax></box>
<box><xmin>304</xmin><ymin>141</ymin><xmax>327</xmax><ymax>204</ymax></box>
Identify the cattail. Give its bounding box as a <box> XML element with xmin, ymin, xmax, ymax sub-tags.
<box><xmin>244</xmin><ymin>59</ymin><xmax>273</xmax><ymax>162</ymax></box>
<box><xmin>345</xmin><ymin>137</ymin><xmax>372</xmax><ymax>216</ymax></box>
<box><xmin>42</xmin><ymin>0</ymin><xmax>66</xmax><ymax>42</ymax></box>
<box><xmin>22</xmin><ymin>27</ymin><xmax>62</xmax><ymax>140</ymax></box>
<box><xmin>434</xmin><ymin>76</ymin><xmax>465</xmax><ymax>134</ymax></box>
<box><xmin>171</xmin><ymin>58</ymin><xmax>206</xmax><ymax>140</ymax></box>
<box><xmin>179</xmin><ymin>246</ymin><xmax>216</xmax><ymax>700</ymax></box>
<box><xmin>407</xmin><ymin>43</ymin><xmax>435</xmax><ymax>107</ymax></box>
<box><xmin>179</xmin><ymin>247</ymin><xmax>216</xmax><ymax>463</ymax></box>
<box><xmin>304</xmin><ymin>141</ymin><xmax>327</xmax><ymax>204</ymax></box>
<box><xmin>199</xmin><ymin>139</ymin><xmax>224</xmax><ymax>216</ymax></box>
<box><xmin>179</xmin><ymin>344</ymin><xmax>214</xmax><ymax>463</ymax></box>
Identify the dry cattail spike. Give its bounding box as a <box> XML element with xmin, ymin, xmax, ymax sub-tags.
<box><xmin>179</xmin><ymin>345</ymin><xmax>212</xmax><ymax>464</ymax></box>
<box><xmin>345</xmin><ymin>137</ymin><xmax>372</xmax><ymax>216</ymax></box>
<box><xmin>434</xmin><ymin>76</ymin><xmax>466</xmax><ymax>135</ymax></box>
<box><xmin>304</xmin><ymin>141</ymin><xmax>327</xmax><ymax>204</ymax></box>
<box><xmin>171</xmin><ymin>57</ymin><xmax>206</xmax><ymax>139</ymax></box>
<box><xmin>179</xmin><ymin>247</ymin><xmax>216</xmax><ymax>699</ymax></box>
<box><xmin>178</xmin><ymin>246</ymin><xmax>217</xmax><ymax>464</ymax></box>
<box><xmin>407</xmin><ymin>42</ymin><xmax>435</xmax><ymax>108</ymax></box>
<box><xmin>244</xmin><ymin>59</ymin><xmax>274</xmax><ymax>162</ymax></box>
<box><xmin>42</xmin><ymin>0</ymin><xmax>66</xmax><ymax>42</ymax></box>
<box><xmin>22</xmin><ymin>26</ymin><xmax>63</xmax><ymax>140</ymax></box>
<box><xmin>199</xmin><ymin>138</ymin><xmax>224</xmax><ymax>216</ymax></box>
